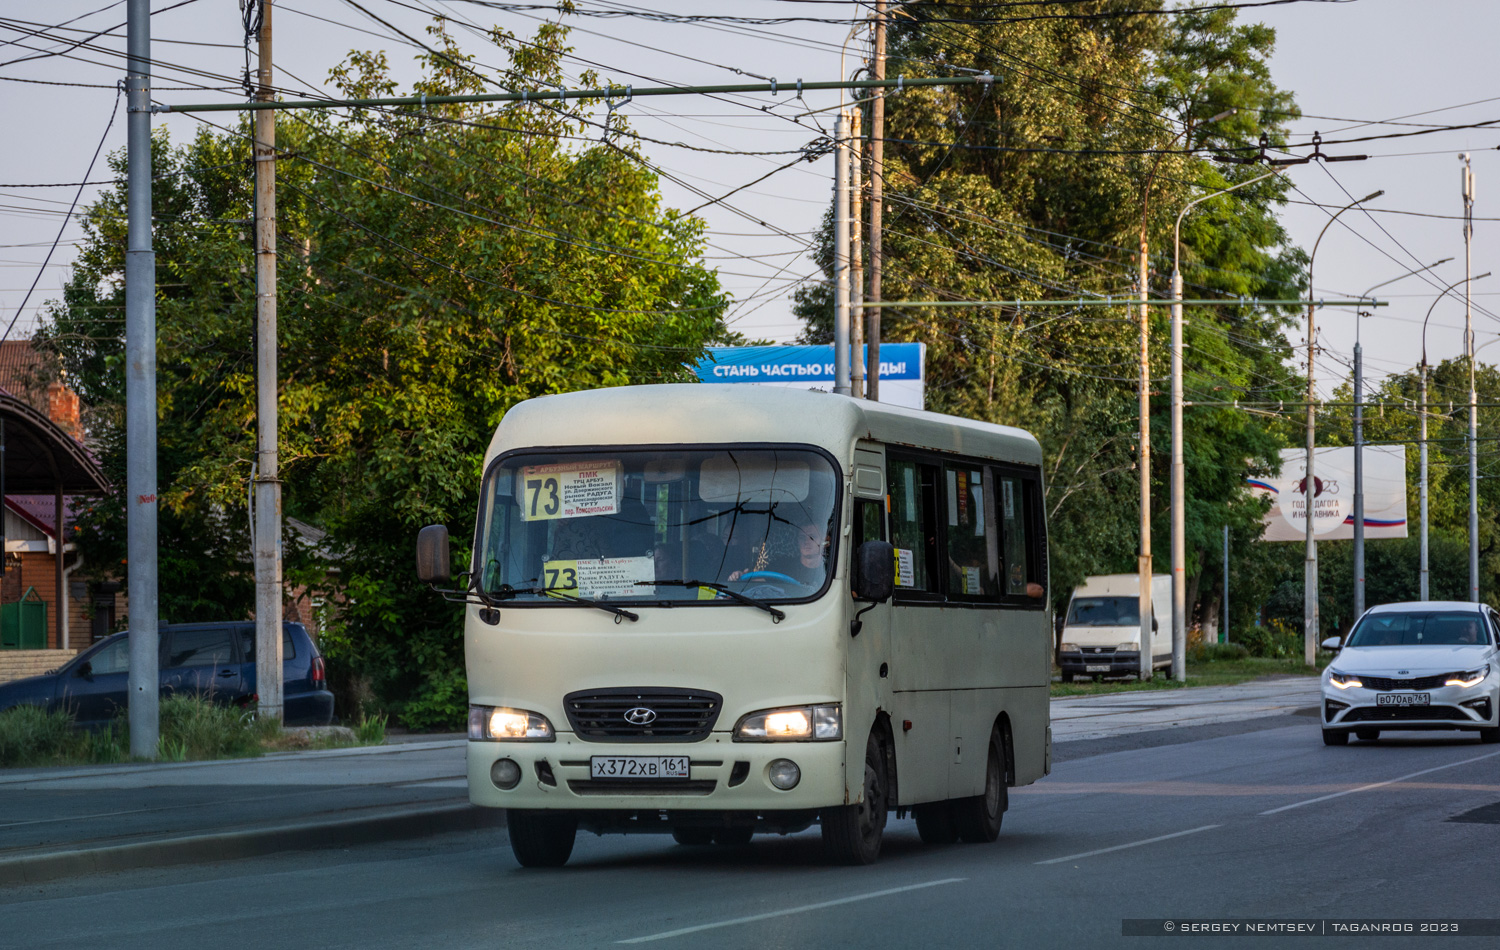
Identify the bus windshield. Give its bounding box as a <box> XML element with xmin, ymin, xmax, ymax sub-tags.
<box><xmin>475</xmin><ymin>447</ymin><xmax>839</xmax><ymax>606</ymax></box>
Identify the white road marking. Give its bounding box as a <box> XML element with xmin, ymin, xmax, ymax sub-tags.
<box><xmin>1259</xmin><ymin>748</ymin><xmax>1500</xmax><ymax>815</ymax></box>
<box><xmin>617</xmin><ymin>878</ymin><xmax>966</xmax><ymax>944</ymax></box>
<box><xmin>1034</xmin><ymin>824</ymin><xmax>1221</xmax><ymax>865</ymax></box>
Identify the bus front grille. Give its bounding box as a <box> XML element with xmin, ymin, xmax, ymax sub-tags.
<box><xmin>564</xmin><ymin>687</ymin><xmax>723</xmax><ymax>741</ymax></box>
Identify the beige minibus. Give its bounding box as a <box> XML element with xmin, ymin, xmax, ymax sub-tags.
<box><xmin>416</xmin><ymin>385</ymin><xmax>1052</xmax><ymax>867</ymax></box>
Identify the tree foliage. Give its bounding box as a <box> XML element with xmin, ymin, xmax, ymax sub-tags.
<box><xmin>796</xmin><ymin>1</ymin><xmax>1306</xmax><ymax>626</ymax></box>
<box><xmin>41</xmin><ymin>21</ymin><xmax>728</xmax><ymax>722</ymax></box>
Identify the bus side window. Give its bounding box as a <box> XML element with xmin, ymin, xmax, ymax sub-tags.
<box><xmin>943</xmin><ymin>465</ymin><xmax>998</xmax><ymax>599</ymax></box>
<box><xmin>888</xmin><ymin>458</ymin><xmax>938</xmax><ymax>594</ymax></box>
<box><xmin>995</xmin><ymin>472</ymin><xmax>1042</xmax><ymax>598</ymax></box>
<box><xmin>851</xmin><ymin>498</ymin><xmax>885</xmax><ymax>593</ymax></box>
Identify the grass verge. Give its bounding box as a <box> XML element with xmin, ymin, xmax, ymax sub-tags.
<box><xmin>0</xmin><ymin>695</ymin><xmax>385</xmax><ymax>768</ymax></box>
<box><xmin>1050</xmin><ymin>655</ymin><xmax>1330</xmax><ymax>698</ymax></box>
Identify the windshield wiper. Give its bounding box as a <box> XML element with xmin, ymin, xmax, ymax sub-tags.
<box><xmin>644</xmin><ymin>580</ymin><xmax>785</xmax><ymax>622</ymax></box>
<box><xmin>487</xmin><ymin>585</ymin><xmax>639</xmax><ymax>622</ymax></box>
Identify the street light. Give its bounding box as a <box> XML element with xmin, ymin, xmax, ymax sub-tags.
<box><xmin>1134</xmin><ymin>106</ymin><xmax>1235</xmax><ymax>681</ymax></box>
<box><xmin>1301</xmin><ymin>190</ymin><xmax>1383</xmax><ymax>665</ymax></box>
<box><xmin>1170</xmin><ymin>168</ymin><xmax>1278</xmax><ymax>681</ymax></box>
<box><xmin>1351</xmin><ymin>258</ymin><xmax>1453</xmax><ymax>619</ymax></box>
<box><xmin>1419</xmin><ymin>271</ymin><xmax>1492</xmax><ymax>599</ymax></box>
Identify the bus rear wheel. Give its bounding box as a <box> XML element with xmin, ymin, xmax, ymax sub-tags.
<box><xmin>951</xmin><ymin>725</ymin><xmax>1007</xmax><ymax>844</ymax></box>
<box><xmin>508</xmin><ymin>810</ymin><xmax>578</xmax><ymax>868</ymax></box>
<box><xmin>913</xmin><ymin>803</ymin><xmax>958</xmax><ymax>845</ymax></box>
<box><xmin>821</xmin><ymin>731</ymin><xmax>888</xmax><ymax>865</ymax></box>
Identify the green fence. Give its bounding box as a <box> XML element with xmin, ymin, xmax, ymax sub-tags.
<box><xmin>0</xmin><ymin>587</ymin><xmax>48</xmax><ymax>650</ymax></box>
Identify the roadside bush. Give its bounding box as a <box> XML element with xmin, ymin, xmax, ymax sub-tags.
<box><xmin>1235</xmin><ymin>619</ymin><xmax>1303</xmax><ymax>659</ymax></box>
<box><xmin>355</xmin><ymin>712</ymin><xmax>388</xmax><ymax>745</ymax></box>
<box><xmin>0</xmin><ymin>705</ymin><xmax>81</xmax><ymax>767</ymax></box>
<box><xmin>158</xmin><ymin>694</ymin><xmax>277</xmax><ymax>760</ymax></box>
<box><xmin>1190</xmin><ymin>642</ymin><xmax>1252</xmax><ymax>663</ymax></box>
<box><xmin>398</xmin><ymin>667</ymin><xmax>468</xmax><ymax>732</ymax></box>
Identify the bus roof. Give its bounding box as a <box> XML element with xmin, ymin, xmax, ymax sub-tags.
<box><xmin>487</xmin><ymin>385</ymin><xmax>1042</xmax><ymax>468</ymax></box>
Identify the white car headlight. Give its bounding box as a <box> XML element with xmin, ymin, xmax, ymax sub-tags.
<box><xmin>1059</xmin><ymin>643</ymin><xmax>1081</xmax><ymax>653</ymax></box>
<box><xmin>1445</xmin><ymin>664</ymin><xmax>1490</xmax><ymax>688</ymax></box>
<box><xmin>1117</xmin><ymin>642</ymin><xmax>1139</xmax><ymax>652</ymax></box>
<box><xmin>468</xmin><ymin>705</ymin><xmax>555</xmax><ymax>741</ymax></box>
<box><xmin>734</xmin><ymin>704</ymin><xmax>842</xmax><ymax>741</ymax></box>
<box><xmin>1328</xmin><ymin>670</ymin><xmax>1363</xmax><ymax>690</ymax></box>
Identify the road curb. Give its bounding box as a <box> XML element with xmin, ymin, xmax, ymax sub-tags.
<box><xmin>0</xmin><ymin>802</ymin><xmax>506</xmax><ymax>888</ymax></box>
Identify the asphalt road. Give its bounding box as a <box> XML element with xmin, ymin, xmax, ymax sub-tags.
<box><xmin>4</xmin><ymin>719</ymin><xmax>1499</xmax><ymax>949</ymax></box>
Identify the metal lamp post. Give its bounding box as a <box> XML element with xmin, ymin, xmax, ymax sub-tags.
<box><xmin>1170</xmin><ymin>169</ymin><xmax>1277</xmax><ymax>681</ymax></box>
<box><xmin>1353</xmin><ymin>259</ymin><xmax>1453</xmax><ymax>618</ymax></box>
<box><xmin>1134</xmin><ymin>107</ymin><xmax>1235</xmax><ymax>681</ymax></box>
<box><xmin>1301</xmin><ymin>190</ymin><xmax>1383</xmax><ymax>665</ymax></box>
<box><xmin>1419</xmin><ymin>272</ymin><xmax>1492</xmax><ymax>599</ymax></box>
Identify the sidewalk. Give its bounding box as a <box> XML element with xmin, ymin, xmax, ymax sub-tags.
<box><xmin>0</xmin><ymin>735</ymin><xmax>496</xmax><ymax>886</ymax></box>
<box><xmin>0</xmin><ymin>678</ymin><xmax>1324</xmax><ymax>886</ymax></box>
<box><xmin>1051</xmin><ymin>675</ymin><xmax>1323</xmax><ymax>742</ymax></box>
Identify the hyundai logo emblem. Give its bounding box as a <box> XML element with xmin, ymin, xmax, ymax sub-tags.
<box><xmin>623</xmin><ymin>706</ymin><xmax>657</xmax><ymax>726</ymax></box>
<box><xmin>1397</xmin><ymin>670</ymin><xmax>1410</xmax><ymax>676</ymax></box>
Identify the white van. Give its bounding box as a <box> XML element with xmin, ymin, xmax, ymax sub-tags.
<box><xmin>1058</xmin><ymin>574</ymin><xmax>1171</xmax><ymax>681</ymax></box>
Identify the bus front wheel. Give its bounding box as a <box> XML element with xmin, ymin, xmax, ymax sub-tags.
<box><xmin>821</xmin><ymin>731</ymin><xmax>889</xmax><ymax>865</ymax></box>
<box><xmin>951</xmin><ymin>725</ymin><xmax>1007</xmax><ymax>844</ymax></box>
<box><xmin>508</xmin><ymin>810</ymin><xmax>578</xmax><ymax>868</ymax></box>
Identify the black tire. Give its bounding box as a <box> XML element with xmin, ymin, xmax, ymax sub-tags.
<box><xmin>1322</xmin><ymin>729</ymin><xmax>1349</xmax><ymax>746</ymax></box>
<box><xmin>1479</xmin><ymin>727</ymin><xmax>1500</xmax><ymax>744</ymax></box>
<box><xmin>1355</xmin><ymin>728</ymin><xmax>1380</xmax><ymax>742</ymax></box>
<box><xmin>821</xmin><ymin>730</ymin><xmax>889</xmax><ymax>865</ymax></box>
<box><xmin>952</xmin><ymin>725</ymin><xmax>1007</xmax><ymax>844</ymax></box>
<box><xmin>712</xmin><ymin>827</ymin><xmax>754</xmax><ymax>846</ymax></box>
<box><xmin>913</xmin><ymin>803</ymin><xmax>958</xmax><ymax>845</ymax></box>
<box><xmin>671</xmin><ymin>827</ymin><xmax>714</xmax><ymax>846</ymax></box>
<box><xmin>507</xmin><ymin>810</ymin><xmax>578</xmax><ymax>868</ymax></box>
<box><xmin>1059</xmin><ymin>670</ymin><xmax>1074</xmax><ymax>683</ymax></box>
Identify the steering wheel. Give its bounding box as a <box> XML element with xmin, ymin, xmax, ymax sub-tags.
<box><xmin>738</xmin><ymin>570</ymin><xmax>800</xmax><ymax>585</ymax></box>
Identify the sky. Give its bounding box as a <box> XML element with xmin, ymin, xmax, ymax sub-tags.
<box><xmin>2</xmin><ymin>0</ymin><xmax>1498</xmax><ymax>400</ymax></box>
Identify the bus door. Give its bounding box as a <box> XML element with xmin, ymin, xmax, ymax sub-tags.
<box><xmin>884</xmin><ymin>455</ymin><xmax>953</xmax><ymax>804</ymax></box>
<box><xmin>847</xmin><ymin>444</ymin><xmax>892</xmax><ymax>755</ymax></box>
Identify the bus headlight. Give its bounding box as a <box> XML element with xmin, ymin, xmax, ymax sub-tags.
<box><xmin>734</xmin><ymin>704</ymin><xmax>842</xmax><ymax>741</ymax></box>
<box><xmin>469</xmin><ymin>705</ymin><xmax>555</xmax><ymax>741</ymax></box>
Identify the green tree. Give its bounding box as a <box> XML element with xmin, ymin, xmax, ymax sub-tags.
<box><xmin>41</xmin><ymin>20</ymin><xmax>729</xmax><ymax>725</ymax></box>
<box><xmin>796</xmin><ymin>1</ymin><xmax>1305</xmax><ymax>624</ymax></box>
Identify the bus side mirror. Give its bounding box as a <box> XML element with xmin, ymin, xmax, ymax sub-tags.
<box><xmin>416</xmin><ymin>524</ymin><xmax>452</xmax><ymax>584</ymax></box>
<box><xmin>1152</xmin><ymin>616</ymin><xmax>1159</xmax><ymax>633</ymax></box>
<box><xmin>855</xmin><ymin>541</ymin><xmax>895</xmax><ymax>603</ymax></box>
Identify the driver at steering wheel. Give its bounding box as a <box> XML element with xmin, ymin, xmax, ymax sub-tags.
<box><xmin>728</xmin><ymin>522</ymin><xmax>828</xmax><ymax>586</ymax></box>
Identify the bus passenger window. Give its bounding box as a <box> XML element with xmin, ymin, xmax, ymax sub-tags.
<box><xmin>944</xmin><ymin>465</ymin><xmax>998</xmax><ymax>598</ymax></box>
<box><xmin>997</xmin><ymin>474</ymin><xmax>1033</xmax><ymax>596</ymax></box>
<box><xmin>888</xmin><ymin>459</ymin><xmax>938</xmax><ymax>594</ymax></box>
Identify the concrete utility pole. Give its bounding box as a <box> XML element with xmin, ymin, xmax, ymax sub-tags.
<box><xmin>866</xmin><ymin>0</ymin><xmax>886</xmax><ymax>403</ymax></box>
<box><xmin>1463</xmin><ymin>154</ymin><xmax>1478</xmax><ymax>602</ymax></box>
<box><xmin>851</xmin><ymin>111</ymin><xmax>866</xmax><ymax>399</ymax></box>
<box><xmin>125</xmin><ymin>0</ymin><xmax>159</xmax><ymax>758</ymax></box>
<box><xmin>833</xmin><ymin>110</ymin><xmax>852</xmax><ymax>396</ymax></box>
<box><xmin>1222</xmin><ymin>525</ymin><xmax>1229</xmax><ymax>644</ymax></box>
<box><xmin>253</xmin><ymin>0</ymin><xmax>284</xmax><ymax>723</ymax></box>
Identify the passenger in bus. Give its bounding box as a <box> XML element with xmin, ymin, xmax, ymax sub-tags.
<box><xmin>728</xmin><ymin>522</ymin><xmax>828</xmax><ymax>586</ymax></box>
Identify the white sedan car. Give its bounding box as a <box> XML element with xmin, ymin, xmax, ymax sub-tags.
<box><xmin>1320</xmin><ymin>601</ymin><xmax>1500</xmax><ymax>746</ymax></box>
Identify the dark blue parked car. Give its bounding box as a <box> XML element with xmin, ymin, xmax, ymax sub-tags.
<box><xmin>0</xmin><ymin>621</ymin><xmax>335</xmax><ymax>726</ymax></box>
